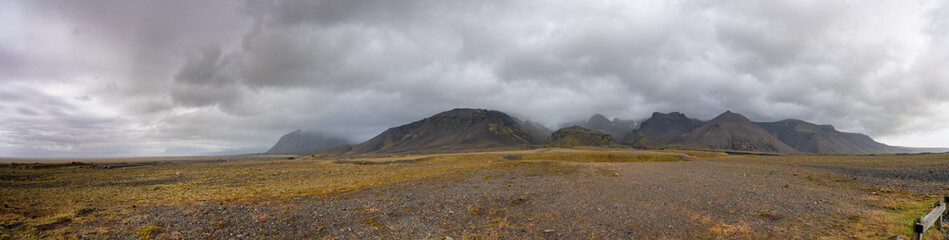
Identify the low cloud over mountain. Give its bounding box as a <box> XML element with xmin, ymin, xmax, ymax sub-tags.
<box><xmin>2</xmin><ymin>1</ymin><xmax>949</xmax><ymax>157</ymax></box>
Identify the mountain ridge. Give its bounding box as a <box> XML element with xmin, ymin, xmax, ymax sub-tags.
<box><xmin>677</xmin><ymin>111</ymin><xmax>799</xmax><ymax>153</ymax></box>
<box><xmin>342</xmin><ymin>108</ymin><xmax>548</xmax><ymax>154</ymax></box>
<box><xmin>266</xmin><ymin>130</ymin><xmax>351</xmax><ymax>154</ymax></box>
<box><xmin>561</xmin><ymin>114</ymin><xmax>637</xmax><ymax>141</ymax></box>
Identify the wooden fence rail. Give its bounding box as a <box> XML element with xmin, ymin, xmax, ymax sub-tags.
<box><xmin>891</xmin><ymin>194</ymin><xmax>949</xmax><ymax>240</ymax></box>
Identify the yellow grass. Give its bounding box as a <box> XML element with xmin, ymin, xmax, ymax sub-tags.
<box><xmin>2</xmin><ymin>147</ymin><xmax>946</xmax><ymax>239</ymax></box>
<box><xmin>512</xmin><ymin>153</ymin><xmax>682</xmax><ymax>162</ymax></box>
<box><xmin>2</xmin><ymin>147</ymin><xmax>669</xmax><ymax>238</ymax></box>
<box><xmin>705</xmin><ymin>152</ymin><xmax>949</xmax><ymax>166</ymax></box>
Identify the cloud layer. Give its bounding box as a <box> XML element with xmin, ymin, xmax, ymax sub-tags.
<box><xmin>2</xmin><ymin>0</ymin><xmax>948</xmax><ymax>157</ymax></box>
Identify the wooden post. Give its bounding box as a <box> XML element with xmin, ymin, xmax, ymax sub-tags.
<box><xmin>944</xmin><ymin>194</ymin><xmax>949</xmax><ymax>217</ymax></box>
<box><xmin>912</xmin><ymin>217</ymin><xmax>923</xmax><ymax>240</ymax></box>
<box><xmin>943</xmin><ymin>194</ymin><xmax>949</xmax><ymax>230</ymax></box>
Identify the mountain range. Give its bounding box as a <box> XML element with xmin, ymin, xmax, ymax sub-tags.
<box><xmin>268</xmin><ymin>108</ymin><xmax>946</xmax><ymax>155</ymax></box>
<box><xmin>560</xmin><ymin>114</ymin><xmax>637</xmax><ymax>140</ymax></box>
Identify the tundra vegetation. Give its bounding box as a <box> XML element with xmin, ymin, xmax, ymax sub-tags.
<box><xmin>1</xmin><ymin>147</ymin><xmax>947</xmax><ymax>239</ymax></box>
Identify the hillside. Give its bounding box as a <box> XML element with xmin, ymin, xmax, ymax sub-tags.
<box><xmin>266</xmin><ymin>130</ymin><xmax>351</xmax><ymax>154</ymax></box>
<box><xmin>560</xmin><ymin>114</ymin><xmax>637</xmax><ymax>140</ymax></box>
<box><xmin>679</xmin><ymin>111</ymin><xmax>798</xmax><ymax>153</ymax></box>
<box><xmin>547</xmin><ymin>126</ymin><xmax>618</xmax><ymax>147</ymax></box>
<box><xmin>345</xmin><ymin>108</ymin><xmax>547</xmax><ymax>154</ymax></box>
<box><xmin>755</xmin><ymin>119</ymin><xmax>892</xmax><ymax>154</ymax></box>
<box><xmin>621</xmin><ymin>112</ymin><xmax>703</xmax><ymax>148</ymax></box>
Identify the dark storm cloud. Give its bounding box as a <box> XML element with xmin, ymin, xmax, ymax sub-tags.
<box><xmin>2</xmin><ymin>0</ymin><xmax>948</xmax><ymax>157</ymax></box>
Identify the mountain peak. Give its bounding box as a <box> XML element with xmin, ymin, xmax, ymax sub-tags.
<box><xmin>433</xmin><ymin>108</ymin><xmax>490</xmax><ymax>117</ymax></box>
<box><xmin>622</xmin><ymin>112</ymin><xmax>704</xmax><ymax>148</ymax></box>
<box><xmin>712</xmin><ymin>111</ymin><xmax>750</xmax><ymax>122</ymax></box>
<box><xmin>559</xmin><ymin>114</ymin><xmax>637</xmax><ymax>141</ymax></box>
<box><xmin>589</xmin><ymin>113</ymin><xmax>610</xmax><ymax>122</ymax></box>
<box><xmin>683</xmin><ymin>111</ymin><xmax>798</xmax><ymax>153</ymax></box>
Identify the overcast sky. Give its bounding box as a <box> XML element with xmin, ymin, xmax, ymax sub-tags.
<box><xmin>2</xmin><ymin>0</ymin><xmax>948</xmax><ymax>157</ymax></box>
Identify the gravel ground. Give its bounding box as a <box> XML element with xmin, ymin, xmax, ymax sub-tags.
<box><xmin>71</xmin><ymin>159</ymin><xmax>947</xmax><ymax>239</ymax></box>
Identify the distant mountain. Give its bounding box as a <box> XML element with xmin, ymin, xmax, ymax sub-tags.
<box><xmin>266</xmin><ymin>130</ymin><xmax>351</xmax><ymax>154</ymax></box>
<box><xmin>679</xmin><ymin>111</ymin><xmax>798</xmax><ymax>153</ymax></box>
<box><xmin>755</xmin><ymin>119</ymin><xmax>891</xmax><ymax>154</ymax></box>
<box><xmin>561</xmin><ymin>114</ymin><xmax>637</xmax><ymax>140</ymax></box>
<box><xmin>621</xmin><ymin>112</ymin><xmax>703</xmax><ymax>148</ymax></box>
<box><xmin>520</xmin><ymin>119</ymin><xmax>553</xmax><ymax>143</ymax></box>
<box><xmin>547</xmin><ymin>126</ymin><xmax>618</xmax><ymax>147</ymax></box>
<box><xmin>344</xmin><ymin>108</ymin><xmax>548</xmax><ymax>154</ymax></box>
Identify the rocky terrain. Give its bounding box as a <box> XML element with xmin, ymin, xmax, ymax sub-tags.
<box><xmin>5</xmin><ymin>149</ymin><xmax>946</xmax><ymax>239</ymax></box>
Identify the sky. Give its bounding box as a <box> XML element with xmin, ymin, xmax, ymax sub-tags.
<box><xmin>1</xmin><ymin>0</ymin><xmax>948</xmax><ymax>157</ymax></box>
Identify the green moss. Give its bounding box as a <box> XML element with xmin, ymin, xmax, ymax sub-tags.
<box><xmin>794</xmin><ymin>123</ymin><xmax>817</xmax><ymax>133</ymax></box>
<box><xmin>487</xmin><ymin>123</ymin><xmax>528</xmax><ymax>143</ymax></box>
<box><xmin>381</xmin><ymin>138</ymin><xmax>395</xmax><ymax>149</ymax></box>
<box><xmin>882</xmin><ymin>199</ymin><xmax>940</xmax><ymax>238</ymax></box>
<box><xmin>400</xmin><ymin>133</ymin><xmax>418</xmax><ymax>140</ymax></box>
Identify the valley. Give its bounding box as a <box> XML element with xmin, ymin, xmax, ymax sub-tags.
<box><xmin>2</xmin><ymin>148</ymin><xmax>948</xmax><ymax>239</ymax></box>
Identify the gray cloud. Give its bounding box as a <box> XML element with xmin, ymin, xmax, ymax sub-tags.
<box><xmin>2</xmin><ymin>0</ymin><xmax>949</xmax><ymax>157</ymax></box>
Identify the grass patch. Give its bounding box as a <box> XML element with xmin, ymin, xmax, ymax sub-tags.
<box><xmin>136</xmin><ymin>225</ymin><xmax>162</xmax><ymax>240</ymax></box>
<box><xmin>757</xmin><ymin>211</ymin><xmax>785</xmax><ymax>221</ymax></box>
<box><xmin>885</xmin><ymin>200</ymin><xmax>938</xmax><ymax>237</ymax></box>
<box><xmin>361</xmin><ymin>217</ymin><xmax>383</xmax><ymax>227</ymax></box>
<box><xmin>710</xmin><ymin>152</ymin><xmax>949</xmax><ymax>167</ymax></box>
<box><xmin>862</xmin><ymin>196</ymin><xmax>948</xmax><ymax>239</ymax></box>
<box><xmin>511</xmin><ymin>153</ymin><xmax>681</xmax><ymax>162</ymax></box>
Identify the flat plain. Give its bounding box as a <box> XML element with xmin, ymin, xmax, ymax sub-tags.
<box><xmin>1</xmin><ymin>147</ymin><xmax>948</xmax><ymax>239</ymax></box>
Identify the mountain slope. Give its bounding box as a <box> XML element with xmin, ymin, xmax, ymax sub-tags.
<box><xmin>679</xmin><ymin>111</ymin><xmax>798</xmax><ymax>153</ymax></box>
<box><xmin>755</xmin><ymin>119</ymin><xmax>894</xmax><ymax>154</ymax></box>
<box><xmin>621</xmin><ymin>112</ymin><xmax>703</xmax><ymax>148</ymax></box>
<box><xmin>547</xmin><ymin>126</ymin><xmax>618</xmax><ymax>147</ymax></box>
<box><xmin>266</xmin><ymin>130</ymin><xmax>351</xmax><ymax>154</ymax></box>
<box><xmin>520</xmin><ymin>119</ymin><xmax>554</xmax><ymax>143</ymax></box>
<box><xmin>347</xmin><ymin>108</ymin><xmax>545</xmax><ymax>154</ymax></box>
<box><xmin>561</xmin><ymin>114</ymin><xmax>637</xmax><ymax>140</ymax></box>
